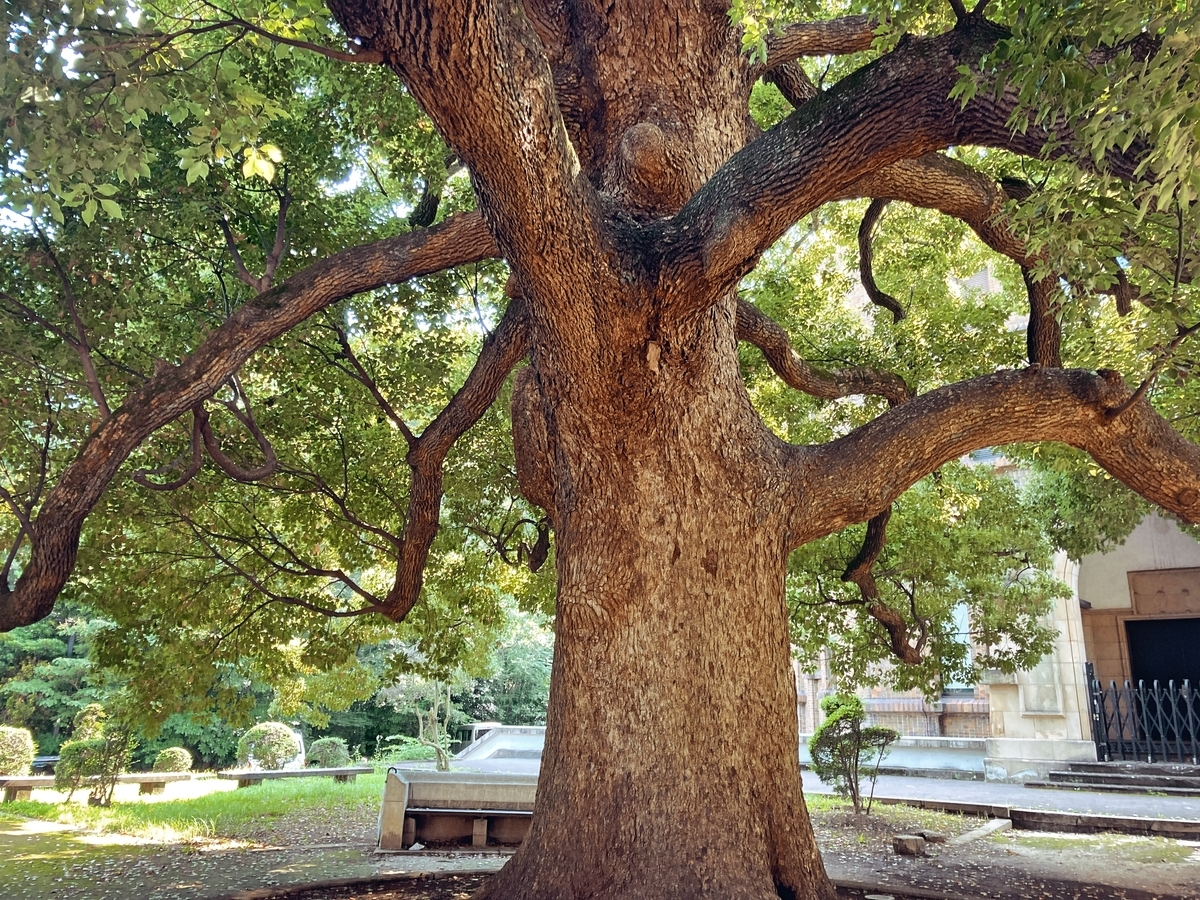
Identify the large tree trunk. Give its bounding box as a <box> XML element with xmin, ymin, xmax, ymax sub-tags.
<box><xmin>486</xmin><ymin>297</ymin><xmax>835</xmax><ymax>899</ymax></box>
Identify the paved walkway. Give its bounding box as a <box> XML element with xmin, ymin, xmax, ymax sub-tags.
<box><xmin>802</xmin><ymin>771</ymin><xmax>1200</xmax><ymax>821</ymax></box>
<box><xmin>406</xmin><ymin>758</ymin><xmax>1200</xmax><ymax>823</ymax></box>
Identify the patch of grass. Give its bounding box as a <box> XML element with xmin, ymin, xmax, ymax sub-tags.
<box><xmin>997</xmin><ymin>830</ymin><xmax>1198</xmax><ymax>864</ymax></box>
<box><xmin>3</xmin><ymin>773</ymin><xmax>387</xmax><ymax>843</ymax></box>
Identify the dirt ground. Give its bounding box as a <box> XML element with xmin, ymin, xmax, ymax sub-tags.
<box><xmin>3</xmin><ymin>791</ymin><xmax>1199</xmax><ymax>899</ymax></box>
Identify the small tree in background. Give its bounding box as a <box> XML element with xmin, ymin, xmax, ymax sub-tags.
<box><xmin>0</xmin><ymin>725</ymin><xmax>34</xmax><ymax>774</ymax></box>
<box><xmin>808</xmin><ymin>694</ymin><xmax>899</xmax><ymax>815</ymax></box>
<box><xmin>54</xmin><ymin>731</ymin><xmax>132</xmax><ymax>806</ymax></box>
<box><xmin>237</xmin><ymin>722</ymin><xmax>301</xmax><ymax>770</ymax></box>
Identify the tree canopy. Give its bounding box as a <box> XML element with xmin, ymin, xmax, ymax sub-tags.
<box><xmin>4</xmin><ymin>1</ymin><xmax>1200</xmax><ymax>896</ymax></box>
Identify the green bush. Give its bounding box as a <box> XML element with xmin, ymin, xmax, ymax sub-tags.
<box><xmin>0</xmin><ymin>726</ymin><xmax>35</xmax><ymax>775</ymax></box>
<box><xmin>152</xmin><ymin>747</ymin><xmax>193</xmax><ymax>772</ymax></box>
<box><xmin>307</xmin><ymin>736</ymin><xmax>350</xmax><ymax>768</ymax></box>
<box><xmin>808</xmin><ymin>693</ymin><xmax>899</xmax><ymax>815</ymax></box>
<box><xmin>237</xmin><ymin>722</ymin><xmax>300</xmax><ymax>770</ymax></box>
<box><xmin>55</xmin><ymin>733</ymin><xmax>130</xmax><ymax>805</ymax></box>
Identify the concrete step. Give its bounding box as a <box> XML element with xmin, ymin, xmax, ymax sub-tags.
<box><xmin>1047</xmin><ymin>769</ymin><xmax>1200</xmax><ymax>789</ymax></box>
<box><xmin>1025</xmin><ymin>779</ymin><xmax>1200</xmax><ymax>798</ymax></box>
<box><xmin>1063</xmin><ymin>760</ymin><xmax>1200</xmax><ymax>777</ymax></box>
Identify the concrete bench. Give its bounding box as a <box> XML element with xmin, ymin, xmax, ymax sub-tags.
<box><xmin>0</xmin><ymin>772</ymin><xmax>191</xmax><ymax>802</ymax></box>
<box><xmin>217</xmin><ymin>765</ymin><xmax>373</xmax><ymax>788</ymax></box>
<box><xmin>378</xmin><ymin>768</ymin><xmax>538</xmax><ymax>850</ymax></box>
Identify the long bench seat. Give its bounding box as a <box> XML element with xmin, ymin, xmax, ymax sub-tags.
<box><xmin>378</xmin><ymin>768</ymin><xmax>538</xmax><ymax>850</ymax></box>
<box><xmin>0</xmin><ymin>772</ymin><xmax>191</xmax><ymax>802</ymax></box>
<box><xmin>216</xmin><ymin>765</ymin><xmax>373</xmax><ymax>788</ymax></box>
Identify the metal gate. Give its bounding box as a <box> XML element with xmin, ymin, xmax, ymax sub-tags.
<box><xmin>1086</xmin><ymin>663</ymin><xmax>1200</xmax><ymax>764</ymax></box>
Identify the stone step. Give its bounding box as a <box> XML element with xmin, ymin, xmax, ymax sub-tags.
<box><xmin>1024</xmin><ymin>779</ymin><xmax>1200</xmax><ymax>798</ymax></box>
<box><xmin>1063</xmin><ymin>760</ymin><xmax>1200</xmax><ymax>777</ymax></box>
<box><xmin>1048</xmin><ymin>769</ymin><xmax>1200</xmax><ymax>789</ymax></box>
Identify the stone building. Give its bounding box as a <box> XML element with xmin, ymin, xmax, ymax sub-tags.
<box><xmin>797</xmin><ymin>513</ymin><xmax>1200</xmax><ymax>782</ymax></box>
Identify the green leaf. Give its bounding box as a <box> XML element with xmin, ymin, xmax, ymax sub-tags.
<box><xmin>185</xmin><ymin>161</ymin><xmax>210</xmax><ymax>185</ymax></box>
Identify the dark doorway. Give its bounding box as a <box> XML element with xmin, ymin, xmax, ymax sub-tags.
<box><xmin>1126</xmin><ymin>617</ymin><xmax>1200</xmax><ymax>687</ymax></box>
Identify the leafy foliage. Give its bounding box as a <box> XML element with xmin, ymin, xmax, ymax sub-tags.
<box><xmin>808</xmin><ymin>694</ymin><xmax>899</xmax><ymax>815</ymax></box>
<box><xmin>0</xmin><ymin>725</ymin><xmax>35</xmax><ymax>775</ymax></box>
<box><xmin>2</xmin><ymin>0</ymin><xmax>1199</xmax><ymax>758</ymax></box>
<box><xmin>236</xmin><ymin>721</ymin><xmax>301</xmax><ymax>770</ymax></box>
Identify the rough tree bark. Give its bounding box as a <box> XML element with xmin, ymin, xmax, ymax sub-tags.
<box><xmin>5</xmin><ymin>2</ymin><xmax>1200</xmax><ymax>899</ymax></box>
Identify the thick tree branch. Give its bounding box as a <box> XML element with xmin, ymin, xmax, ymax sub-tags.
<box><xmin>735</xmin><ymin>300</ymin><xmax>912</xmax><ymax>406</ymax></box>
<box><xmin>132</xmin><ymin>406</ymin><xmax>205</xmax><ymax>491</ymax></box>
<box><xmin>762</xmin><ymin>17</ymin><xmax>876</xmax><ymax>72</ymax></box>
<box><xmin>655</xmin><ymin>19</ymin><xmax>1135</xmax><ymax>319</ymax></box>
<box><xmin>1023</xmin><ymin>270</ymin><xmax>1063</xmax><ymax>368</ymax></box>
<box><xmin>0</xmin><ymin>213</ymin><xmax>498</xmax><ymax>632</ymax></box>
<box><xmin>765</xmin><ymin>62</ymin><xmax>820</xmax><ymax>108</ymax></box>
<box><xmin>786</xmin><ymin>367</ymin><xmax>1200</xmax><ymax>549</ymax></box>
<box><xmin>327</xmin><ymin>0</ymin><xmax>607</xmax><ymax>310</ymax></box>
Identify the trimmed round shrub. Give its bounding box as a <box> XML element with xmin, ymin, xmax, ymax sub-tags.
<box><xmin>0</xmin><ymin>726</ymin><xmax>35</xmax><ymax>775</ymax></box>
<box><xmin>152</xmin><ymin>747</ymin><xmax>193</xmax><ymax>773</ymax></box>
<box><xmin>307</xmin><ymin>736</ymin><xmax>350</xmax><ymax>768</ymax></box>
<box><xmin>237</xmin><ymin>722</ymin><xmax>300</xmax><ymax>770</ymax></box>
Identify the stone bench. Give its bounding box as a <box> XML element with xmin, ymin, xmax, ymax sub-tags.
<box><xmin>217</xmin><ymin>765</ymin><xmax>373</xmax><ymax>788</ymax></box>
<box><xmin>0</xmin><ymin>772</ymin><xmax>191</xmax><ymax>802</ymax></box>
<box><xmin>378</xmin><ymin>768</ymin><xmax>538</xmax><ymax>850</ymax></box>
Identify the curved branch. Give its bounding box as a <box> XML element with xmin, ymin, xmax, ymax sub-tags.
<box><xmin>787</xmin><ymin>367</ymin><xmax>1200</xmax><ymax>549</ymax></box>
<box><xmin>0</xmin><ymin>212</ymin><xmax>498</xmax><ymax>632</ymax></box>
<box><xmin>736</xmin><ymin>299</ymin><xmax>912</xmax><ymax>406</ymax></box>
<box><xmin>379</xmin><ymin>297</ymin><xmax>530</xmax><ymax>621</ymax></box>
<box><xmin>838</xmin><ymin>506</ymin><xmax>925</xmax><ymax>665</ymax></box>
<box><xmin>857</xmin><ymin>199</ymin><xmax>905</xmax><ymax>322</ymax></box>
<box><xmin>200</xmin><ymin>390</ymin><xmax>279</xmax><ymax>483</ymax></box>
<box><xmin>132</xmin><ymin>406</ymin><xmax>205</xmax><ymax>491</ymax></box>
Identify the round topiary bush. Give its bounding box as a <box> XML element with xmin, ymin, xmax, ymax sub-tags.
<box><xmin>307</xmin><ymin>736</ymin><xmax>350</xmax><ymax>768</ymax></box>
<box><xmin>237</xmin><ymin>722</ymin><xmax>301</xmax><ymax>770</ymax></box>
<box><xmin>0</xmin><ymin>726</ymin><xmax>35</xmax><ymax>775</ymax></box>
<box><xmin>152</xmin><ymin>747</ymin><xmax>193</xmax><ymax>773</ymax></box>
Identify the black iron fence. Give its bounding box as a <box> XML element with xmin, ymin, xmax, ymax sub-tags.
<box><xmin>1086</xmin><ymin>664</ymin><xmax>1200</xmax><ymax>764</ymax></box>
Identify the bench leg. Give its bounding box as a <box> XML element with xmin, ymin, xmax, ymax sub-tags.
<box><xmin>139</xmin><ymin>782</ymin><xmax>165</xmax><ymax>795</ymax></box>
<box><xmin>237</xmin><ymin>778</ymin><xmax>263</xmax><ymax>788</ymax></box>
<box><xmin>3</xmin><ymin>787</ymin><xmax>32</xmax><ymax>803</ymax></box>
<box><xmin>473</xmin><ymin>817</ymin><xmax>488</xmax><ymax>848</ymax></box>
<box><xmin>403</xmin><ymin>816</ymin><xmax>417</xmax><ymax>848</ymax></box>
<box><xmin>334</xmin><ymin>774</ymin><xmax>354</xmax><ymax>783</ymax></box>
